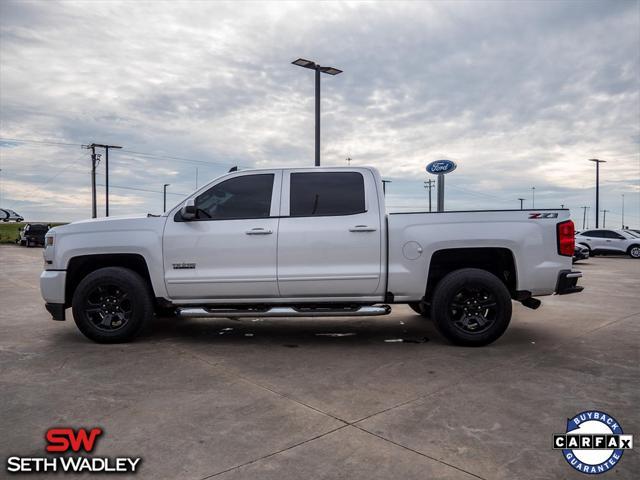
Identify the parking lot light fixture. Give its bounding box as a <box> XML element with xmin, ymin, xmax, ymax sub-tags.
<box><xmin>292</xmin><ymin>58</ymin><xmax>343</xmax><ymax>167</ymax></box>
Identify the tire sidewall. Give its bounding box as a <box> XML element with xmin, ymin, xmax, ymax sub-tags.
<box><xmin>628</xmin><ymin>245</ymin><xmax>640</xmax><ymax>259</ymax></box>
<box><xmin>431</xmin><ymin>268</ymin><xmax>512</xmax><ymax>346</ymax></box>
<box><xmin>72</xmin><ymin>267</ymin><xmax>152</xmax><ymax>343</ymax></box>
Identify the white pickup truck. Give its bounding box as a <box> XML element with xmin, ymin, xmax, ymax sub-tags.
<box><xmin>40</xmin><ymin>166</ymin><xmax>582</xmax><ymax>346</ymax></box>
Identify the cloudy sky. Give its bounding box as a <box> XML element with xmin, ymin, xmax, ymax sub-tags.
<box><xmin>1</xmin><ymin>0</ymin><xmax>638</xmax><ymax>227</ymax></box>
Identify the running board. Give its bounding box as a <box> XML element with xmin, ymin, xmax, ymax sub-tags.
<box><xmin>176</xmin><ymin>305</ymin><xmax>391</xmax><ymax>318</ymax></box>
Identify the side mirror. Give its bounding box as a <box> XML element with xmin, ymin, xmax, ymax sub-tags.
<box><xmin>180</xmin><ymin>198</ymin><xmax>197</xmax><ymax>220</ymax></box>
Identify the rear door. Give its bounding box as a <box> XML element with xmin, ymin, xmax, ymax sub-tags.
<box><xmin>276</xmin><ymin>169</ymin><xmax>383</xmax><ymax>297</ymax></box>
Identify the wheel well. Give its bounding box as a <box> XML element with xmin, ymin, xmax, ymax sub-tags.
<box><xmin>425</xmin><ymin>248</ymin><xmax>517</xmax><ymax>300</ymax></box>
<box><xmin>65</xmin><ymin>254</ymin><xmax>152</xmax><ymax>306</ymax></box>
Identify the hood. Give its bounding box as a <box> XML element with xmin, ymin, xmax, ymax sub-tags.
<box><xmin>50</xmin><ymin>214</ymin><xmax>167</xmax><ymax>236</ymax></box>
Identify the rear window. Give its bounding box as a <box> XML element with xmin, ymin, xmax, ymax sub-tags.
<box><xmin>290</xmin><ymin>172</ymin><xmax>365</xmax><ymax>216</ymax></box>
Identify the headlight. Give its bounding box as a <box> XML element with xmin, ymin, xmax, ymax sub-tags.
<box><xmin>46</xmin><ymin>236</ymin><xmax>54</xmax><ymax>246</ymax></box>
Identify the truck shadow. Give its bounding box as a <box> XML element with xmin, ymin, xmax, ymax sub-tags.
<box><xmin>133</xmin><ymin>314</ymin><xmax>551</xmax><ymax>349</ymax></box>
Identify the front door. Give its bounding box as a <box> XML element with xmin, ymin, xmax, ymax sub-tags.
<box><xmin>164</xmin><ymin>171</ymin><xmax>281</xmax><ymax>300</ymax></box>
<box><xmin>277</xmin><ymin>169</ymin><xmax>383</xmax><ymax>297</ymax></box>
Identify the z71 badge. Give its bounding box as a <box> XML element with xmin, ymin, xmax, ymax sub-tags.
<box><xmin>173</xmin><ymin>263</ymin><xmax>196</xmax><ymax>269</ymax></box>
<box><xmin>529</xmin><ymin>212</ymin><xmax>558</xmax><ymax>219</ymax></box>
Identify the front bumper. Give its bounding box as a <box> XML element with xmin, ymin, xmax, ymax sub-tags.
<box><xmin>40</xmin><ymin>269</ymin><xmax>66</xmax><ymax>304</ymax></box>
<box><xmin>556</xmin><ymin>270</ymin><xmax>583</xmax><ymax>295</ymax></box>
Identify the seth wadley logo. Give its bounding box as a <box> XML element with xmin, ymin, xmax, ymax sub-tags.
<box><xmin>554</xmin><ymin>411</ymin><xmax>633</xmax><ymax>475</ymax></box>
<box><xmin>6</xmin><ymin>427</ymin><xmax>142</xmax><ymax>474</ymax></box>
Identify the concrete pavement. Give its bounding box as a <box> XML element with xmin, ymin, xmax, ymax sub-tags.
<box><xmin>1</xmin><ymin>245</ymin><xmax>638</xmax><ymax>479</ymax></box>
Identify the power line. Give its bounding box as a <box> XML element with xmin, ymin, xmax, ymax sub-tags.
<box><xmin>96</xmin><ymin>183</ymin><xmax>188</xmax><ymax>196</ymax></box>
<box><xmin>0</xmin><ymin>137</ymin><xmax>240</xmax><ymax>169</ymax></box>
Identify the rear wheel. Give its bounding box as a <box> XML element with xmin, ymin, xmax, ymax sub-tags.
<box><xmin>430</xmin><ymin>268</ymin><xmax>512</xmax><ymax>346</ymax></box>
<box><xmin>628</xmin><ymin>245</ymin><xmax>640</xmax><ymax>259</ymax></box>
<box><xmin>72</xmin><ymin>267</ymin><xmax>153</xmax><ymax>343</ymax></box>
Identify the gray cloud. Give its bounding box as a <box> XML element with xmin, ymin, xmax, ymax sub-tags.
<box><xmin>0</xmin><ymin>0</ymin><xmax>638</xmax><ymax>225</ymax></box>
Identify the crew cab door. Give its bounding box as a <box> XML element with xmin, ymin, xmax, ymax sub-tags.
<box><xmin>277</xmin><ymin>169</ymin><xmax>383</xmax><ymax>297</ymax></box>
<box><xmin>163</xmin><ymin>171</ymin><xmax>282</xmax><ymax>300</ymax></box>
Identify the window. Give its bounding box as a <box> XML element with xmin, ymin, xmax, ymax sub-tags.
<box><xmin>194</xmin><ymin>174</ymin><xmax>274</xmax><ymax>220</ymax></box>
<box><xmin>290</xmin><ymin>172</ymin><xmax>365</xmax><ymax>216</ymax></box>
<box><xmin>603</xmin><ymin>230</ymin><xmax>624</xmax><ymax>239</ymax></box>
<box><xmin>582</xmin><ymin>230</ymin><xmax>603</xmax><ymax>238</ymax></box>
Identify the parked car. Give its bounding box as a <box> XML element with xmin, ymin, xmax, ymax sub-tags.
<box><xmin>573</xmin><ymin>244</ymin><xmax>589</xmax><ymax>263</ymax></box>
<box><xmin>0</xmin><ymin>208</ymin><xmax>24</xmax><ymax>222</ymax></box>
<box><xmin>40</xmin><ymin>166</ymin><xmax>582</xmax><ymax>346</ymax></box>
<box><xmin>17</xmin><ymin>223</ymin><xmax>50</xmax><ymax>247</ymax></box>
<box><xmin>575</xmin><ymin>229</ymin><xmax>640</xmax><ymax>258</ymax></box>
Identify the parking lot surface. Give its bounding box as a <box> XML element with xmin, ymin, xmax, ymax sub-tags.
<box><xmin>1</xmin><ymin>244</ymin><xmax>638</xmax><ymax>479</ymax></box>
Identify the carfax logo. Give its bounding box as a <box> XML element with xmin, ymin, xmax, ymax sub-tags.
<box><xmin>553</xmin><ymin>411</ymin><xmax>634</xmax><ymax>474</ymax></box>
<box><xmin>6</xmin><ymin>427</ymin><xmax>142</xmax><ymax>474</ymax></box>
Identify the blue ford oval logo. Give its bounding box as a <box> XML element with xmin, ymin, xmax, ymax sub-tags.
<box><xmin>426</xmin><ymin>159</ymin><xmax>457</xmax><ymax>175</ymax></box>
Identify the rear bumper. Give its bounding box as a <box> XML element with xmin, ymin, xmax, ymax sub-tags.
<box><xmin>556</xmin><ymin>270</ymin><xmax>583</xmax><ymax>295</ymax></box>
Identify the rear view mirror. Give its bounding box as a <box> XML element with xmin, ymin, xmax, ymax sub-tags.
<box><xmin>180</xmin><ymin>198</ymin><xmax>197</xmax><ymax>220</ymax></box>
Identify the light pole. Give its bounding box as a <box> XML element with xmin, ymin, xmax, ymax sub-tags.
<box><xmin>518</xmin><ymin>198</ymin><xmax>525</xmax><ymax>210</ymax></box>
<box><xmin>292</xmin><ymin>58</ymin><xmax>342</xmax><ymax>166</ymax></box>
<box><xmin>601</xmin><ymin>209</ymin><xmax>609</xmax><ymax>228</ymax></box>
<box><xmin>588</xmin><ymin>159</ymin><xmax>606</xmax><ymax>228</ymax></box>
<box><xmin>622</xmin><ymin>194</ymin><xmax>625</xmax><ymax>228</ymax></box>
<box><xmin>163</xmin><ymin>184</ymin><xmax>170</xmax><ymax>212</ymax></box>
<box><xmin>531</xmin><ymin>187</ymin><xmax>536</xmax><ymax>208</ymax></box>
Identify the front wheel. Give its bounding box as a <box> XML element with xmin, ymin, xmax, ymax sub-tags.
<box><xmin>430</xmin><ymin>268</ymin><xmax>512</xmax><ymax>346</ymax></box>
<box><xmin>72</xmin><ymin>267</ymin><xmax>153</xmax><ymax>343</ymax></box>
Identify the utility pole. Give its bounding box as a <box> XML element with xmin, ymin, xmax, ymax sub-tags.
<box><xmin>601</xmin><ymin>209</ymin><xmax>609</xmax><ymax>228</ymax></box>
<box><xmin>588</xmin><ymin>159</ymin><xmax>606</xmax><ymax>228</ymax></box>
<box><xmin>531</xmin><ymin>186</ymin><xmax>536</xmax><ymax>208</ymax></box>
<box><xmin>163</xmin><ymin>184</ymin><xmax>170</xmax><ymax>212</ymax></box>
<box><xmin>581</xmin><ymin>206</ymin><xmax>588</xmax><ymax>230</ymax></box>
<box><xmin>518</xmin><ymin>198</ymin><xmax>525</xmax><ymax>210</ymax></box>
<box><xmin>424</xmin><ymin>179</ymin><xmax>435</xmax><ymax>212</ymax></box>
<box><xmin>90</xmin><ymin>144</ymin><xmax>122</xmax><ymax>217</ymax></box>
<box><xmin>82</xmin><ymin>145</ymin><xmax>101</xmax><ymax>218</ymax></box>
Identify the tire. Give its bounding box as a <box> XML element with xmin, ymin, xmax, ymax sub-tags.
<box><xmin>408</xmin><ymin>302</ymin><xmax>430</xmax><ymax>318</ymax></box>
<box><xmin>430</xmin><ymin>268</ymin><xmax>512</xmax><ymax>347</ymax></box>
<box><xmin>628</xmin><ymin>245</ymin><xmax>640</xmax><ymax>259</ymax></box>
<box><xmin>72</xmin><ymin>267</ymin><xmax>153</xmax><ymax>343</ymax></box>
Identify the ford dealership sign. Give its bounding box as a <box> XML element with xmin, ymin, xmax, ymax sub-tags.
<box><xmin>426</xmin><ymin>159</ymin><xmax>457</xmax><ymax>175</ymax></box>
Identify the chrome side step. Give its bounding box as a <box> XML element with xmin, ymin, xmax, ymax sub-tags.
<box><xmin>176</xmin><ymin>305</ymin><xmax>391</xmax><ymax>318</ymax></box>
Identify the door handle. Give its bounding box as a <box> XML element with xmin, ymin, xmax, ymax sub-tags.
<box><xmin>245</xmin><ymin>228</ymin><xmax>272</xmax><ymax>235</ymax></box>
<box><xmin>349</xmin><ymin>225</ymin><xmax>377</xmax><ymax>232</ymax></box>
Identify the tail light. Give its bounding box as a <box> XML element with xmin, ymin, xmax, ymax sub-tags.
<box><xmin>557</xmin><ymin>220</ymin><xmax>575</xmax><ymax>256</ymax></box>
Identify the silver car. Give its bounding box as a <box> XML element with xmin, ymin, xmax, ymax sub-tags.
<box><xmin>0</xmin><ymin>208</ymin><xmax>24</xmax><ymax>222</ymax></box>
<box><xmin>576</xmin><ymin>229</ymin><xmax>640</xmax><ymax>259</ymax></box>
